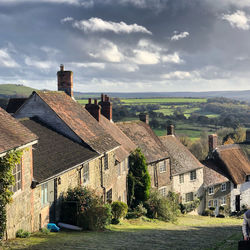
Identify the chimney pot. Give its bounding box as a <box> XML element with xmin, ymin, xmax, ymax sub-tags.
<box><xmin>167</xmin><ymin>125</ymin><xmax>174</xmax><ymax>135</ymax></box>
<box><xmin>139</xmin><ymin>113</ymin><xmax>149</xmax><ymax>124</ymax></box>
<box><xmin>208</xmin><ymin>134</ymin><xmax>218</xmax><ymax>152</ymax></box>
<box><xmin>98</xmin><ymin>95</ymin><xmax>112</xmax><ymax>121</ymax></box>
<box><xmin>94</xmin><ymin>99</ymin><xmax>98</xmax><ymax>105</ymax></box>
<box><xmin>246</xmin><ymin>130</ymin><xmax>250</xmax><ymax>142</ymax></box>
<box><xmin>88</xmin><ymin>98</ymin><xmax>91</xmax><ymax>104</ymax></box>
<box><xmin>60</xmin><ymin>64</ymin><xmax>64</xmax><ymax>71</ymax></box>
<box><xmin>101</xmin><ymin>93</ymin><xmax>104</xmax><ymax>102</ymax></box>
<box><xmin>57</xmin><ymin>65</ymin><xmax>73</xmax><ymax>97</ymax></box>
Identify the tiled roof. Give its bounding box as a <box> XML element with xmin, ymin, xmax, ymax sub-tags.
<box><xmin>36</xmin><ymin>91</ymin><xmax>119</xmax><ymax>154</ymax></box>
<box><xmin>203</xmin><ymin>159</ymin><xmax>229</xmax><ymax>187</ymax></box>
<box><xmin>20</xmin><ymin>117</ymin><xmax>99</xmax><ymax>183</ymax></box>
<box><xmin>0</xmin><ymin>107</ymin><xmax>37</xmax><ymax>154</ymax></box>
<box><xmin>117</xmin><ymin>121</ymin><xmax>169</xmax><ymax>164</ymax></box>
<box><xmin>99</xmin><ymin>115</ymin><xmax>136</xmax><ymax>162</ymax></box>
<box><xmin>160</xmin><ymin>135</ymin><xmax>203</xmax><ymax>175</ymax></box>
<box><xmin>6</xmin><ymin>98</ymin><xmax>27</xmax><ymax>114</ymax></box>
<box><xmin>213</xmin><ymin>144</ymin><xmax>250</xmax><ymax>185</ymax></box>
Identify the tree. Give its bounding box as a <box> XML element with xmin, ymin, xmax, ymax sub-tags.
<box><xmin>128</xmin><ymin>148</ymin><xmax>151</xmax><ymax>208</ymax></box>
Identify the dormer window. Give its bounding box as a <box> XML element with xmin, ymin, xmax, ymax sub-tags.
<box><xmin>246</xmin><ymin>175</ymin><xmax>250</xmax><ymax>182</ymax></box>
<box><xmin>190</xmin><ymin>170</ymin><xmax>196</xmax><ymax>181</ymax></box>
<box><xmin>159</xmin><ymin>161</ymin><xmax>166</xmax><ymax>173</ymax></box>
<box><xmin>208</xmin><ymin>186</ymin><xmax>214</xmax><ymax>195</ymax></box>
<box><xmin>221</xmin><ymin>183</ymin><xmax>226</xmax><ymax>192</ymax></box>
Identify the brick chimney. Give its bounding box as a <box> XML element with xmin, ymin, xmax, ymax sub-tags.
<box><xmin>246</xmin><ymin>129</ymin><xmax>250</xmax><ymax>143</ymax></box>
<box><xmin>98</xmin><ymin>94</ymin><xmax>112</xmax><ymax>121</ymax></box>
<box><xmin>57</xmin><ymin>64</ymin><xmax>73</xmax><ymax>97</ymax></box>
<box><xmin>208</xmin><ymin>134</ymin><xmax>218</xmax><ymax>152</ymax></box>
<box><xmin>85</xmin><ymin>98</ymin><xmax>101</xmax><ymax>121</ymax></box>
<box><xmin>167</xmin><ymin>125</ymin><xmax>174</xmax><ymax>136</ymax></box>
<box><xmin>139</xmin><ymin>113</ymin><xmax>149</xmax><ymax>124</ymax></box>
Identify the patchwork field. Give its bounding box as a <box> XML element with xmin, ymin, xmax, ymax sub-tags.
<box><xmin>1</xmin><ymin>215</ymin><xmax>242</xmax><ymax>250</ymax></box>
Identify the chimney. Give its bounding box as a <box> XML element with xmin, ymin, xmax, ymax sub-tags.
<box><xmin>57</xmin><ymin>64</ymin><xmax>73</xmax><ymax>97</ymax></box>
<box><xmin>85</xmin><ymin>98</ymin><xmax>101</xmax><ymax>121</ymax></box>
<box><xmin>246</xmin><ymin>129</ymin><xmax>250</xmax><ymax>143</ymax></box>
<box><xmin>139</xmin><ymin>113</ymin><xmax>149</xmax><ymax>124</ymax></box>
<box><xmin>167</xmin><ymin>125</ymin><xmax>174</xmax><ymax>136</ymax></box>
<box><xmin>208</xmin><ymin>134</ymin><xmax>218</xmax><ymax>152</ymax></box>
<box><xmin>98</xmin><ymin>94</ymin><xmax>112</xmax><ymax>121</ymax></box>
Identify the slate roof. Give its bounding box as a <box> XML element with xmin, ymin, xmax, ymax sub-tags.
<box><xmin>6</xmin><ymin>98</ymin><xmax>27</xmax><ymax>114</ymax></box>
<box><xmin>20</xmin><ymin>117</ymin><xmax>99</xmax><ymax>183</ymax></box>
<box><xmin>203</xmin><ymin>159</ymin><xmax>229</xmax><ymax>187</ymax></box>
<box><xmin>99</xmin><ymin>115</ymin><xmax>136</xmax><ymax>162</ymax></box>
<box><xmin>212</xmin><ymin>144</ymin><xmax>250</xmax><ymax>185</ymax></box>
<box><xmin>0</xmin><ymin>107</ymin><xmax>37</xmax><ymax>155</ymax></box>
<box><xmin>160</xmin><ymin>135</ymin><xmax>203</xmax><ymax>176</ymax></box>
<box><xmin>35</xmin><ymin>91</ymin><xmax>120</xmax><ymax>154</ymax></box>
<box><xmin>117</xmin><ymin>121</ymin><xmax>169</xmax><ymax>164</ymax></box>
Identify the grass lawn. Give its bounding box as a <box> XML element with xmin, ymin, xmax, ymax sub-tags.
<box><xmin>121</xmin><ymin>98</ymin><xmax>207</xmax><ymax>104</ymax></box>
<box><xmin>1</xmin><ymin>215</ymin><xmax>242</xmax><ymax>250</ymax></box>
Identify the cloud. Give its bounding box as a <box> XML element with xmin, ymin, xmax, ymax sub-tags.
<box><xmin>69</xmin><ymin>62</ymin><xmax>105</xmax><ymax>69</ymax></box>
<box><xmin>89</xmin><ymin>40</ymin><xmax>124</xmax><ymax>62</ymax></box>
<box><xmin>24</xmin><ymin>57</ymin><xmax>55</xmax><ymax>70</ymax></box>
<box><xmin>132</xmin><ymin>49</ymin><xmax>160</xmax><ymax>65</ymax></box>
<box><xmin>61</xmin><ymin>16</ymin><xmax>74</xmax><ymax>23</ymax></box>
<box><xmin>64</xmin><ymin>17</ymin><xmax>152</xmax><ymax>34</ymax></box>
<box><xmin>171</xmin><ymin>31</ymin><xmax>190</xmax><ymax>41</ymax></box>
<box><xmin>0</xmin><ymin>0</ymin><xmax>81</xmax><ymax>5</ymax></box>
<box><xmin>161</xmin><ymin>52</ymin><xmax>184</xmax><ymax>64</ymax></box>
<box><xmin>0</xmin><ymin>49</ymin><xmax>19</xmax><ymax>68</ymax></box>
<box><xmin>161</xmin><ymin>71</ymin><xmax>199</xmax><ymax>80</ymax></box>
<box><xmin>222</xmin><ymin>11</ymin><xmax>250</xmax><ymax>30</ymax></box>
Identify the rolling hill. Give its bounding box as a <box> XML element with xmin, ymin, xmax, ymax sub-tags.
<box><xmin>0</xmin><ymin>84</ymin><xmax>37</xmax><ymax>98</ymax></box>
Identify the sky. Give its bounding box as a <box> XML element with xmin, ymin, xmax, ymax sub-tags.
<box><xmin>1</xmin><ymin>0</ymin><xmax>250</xmax><ymax>92</ymax></box>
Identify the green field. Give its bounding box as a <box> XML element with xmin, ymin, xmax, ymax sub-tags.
<box><xmin>121</xmin><ymin>98</ymin><xmax>207</xmax><ymax>104</ymax></box>
<box><xmin>2</xmin><ymin>215</ymin><xmax>242</xmax><ymax>250</ymax></box>
<box><xmin>0</xmin><ymin>84</ymin><xmax>36</xmax><ymax>97</ymax></box>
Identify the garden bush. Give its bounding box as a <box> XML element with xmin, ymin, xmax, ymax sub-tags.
<box><xmin>111</xmin><ymin>201</ymin><xmax>128</xmax><ymax>221</ymax></box>
<box><xmin>16</xmin><ymin>229</ymin><xmax>30</xmax><ymax>238</ymax></box>
<box><xmin>126</xmin><ymin>203</ymin><xmax>147</xmax><ymax>219</ymax></box>
<box><xmin>179</xmin><ymin>198</ymin><xmax>200</xmax><ymax>214</ymax></box>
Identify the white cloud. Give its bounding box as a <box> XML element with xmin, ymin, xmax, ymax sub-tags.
<box><xmin>61</xmin><ymin>16</ymin><xmax>74</xmax><ymax>23</ymax></box>
<box><xmin>111</xmin><ymin>63</ymin><xmax>139</xmax><ymax>72</ymax></box>
<box><xmin>69</xmin><ymin>62</ymin><xmax>105</xmax><ymax>69</ymax></box>
<box><xmin>132</xmin><ymin>49</ymin><xmax>160</xmax><ymax>65</ymax></box>
<box><xmin>66</xmin><ymin>17</ymin><xmax>152</xmax><ymax>34</ymax></box>
<box><xmin>137</xmin><ymin>39</ymin><xmax>163</xmax><ymax>52</ymax></box>
<box><xmin>222</xmin><ymin>11</ymin><xmax>250</xmax><ymax>30</ymax></box>
<box><xmin>161</xmin><ymin>71</ymin><xmax>199</xmax><ymax>80</ymax></box>
<box><xmin>25</xmin><ymin>57</ymin><xmax>54</xmax><ymax>70</ymax></box>
<box><xmin>0</xmin><ymin>0</ymin><xmax>81</xmax><ymax>5</ymax></box>
<box><xmin>89</xmin><ymin>40</ymin><xmax>124</xmax><ymax>63</ymax></box>
<box><xmin>161</xmin><ymin>52</ymin><xmax>184</xmax><ymax>64</ymax></box>
<box><xmin>171</xmin><ymin>31</ymin><xmax>189</xmax><ymax>41</ymax></box>
<box><xmin>0</xmin><ymin>49</ymin><xmax>19</xmax><ymax>68</ymax></box>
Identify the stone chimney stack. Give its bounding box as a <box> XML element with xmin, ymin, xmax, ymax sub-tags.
<box><xmin>98</xmin><ymin>94</ymin><xmax>112</xmax><ymax>121</ymax></box>
<box><xmin>57</xmin><ymin>64</ymin><xmax>73</xmax><ymax>97</ymax></box>
<box><xmin>246</xmin><ymin>129</ymin><xmax>250</xmax><ymax>143</ymax></box>
<box><xmin>208</xmin><ymin>134</ymin><xmax>218</xmax><ymax>152</ymax></box>
<box><xmin>167</xmin><ymin>125</ymin><xmax>174</xmax><ymax>136</ymax></box>
<box><xmin>139</xmin><ymin>113</ymin><xmax>149</xmax><ymax>124</ymax></box>
<box><xmin>85</xmin><ymin>98</ymin><xmax>101</xmax><ymax>121</ymax></box>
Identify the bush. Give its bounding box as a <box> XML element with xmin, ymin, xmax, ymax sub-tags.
<box><xmin>216</xmin><ymin>214</ymin><xmax>225</xmax><ymax>218</ymax></box>
<box><xmin>202</xmin><ymin>209</ymin><xmax>210</xmax><ymax>216</ymax></box>
<box><xmin>61</xmin><ymin>186</ymin><xmax>111</xmax><ymax>230</ymax></box>
<box><xmin>111</xmin><ymin>201</ymin><xmax>128</xmax><ymax>221</ymax></box>
<box><xmin>16</xmin><ymin>229</ymin><xmax>30</xmax><ymax>238</ymax></box>
<box><xmin>180</xmin><ymin>198</ymin><xmax>200</xmax><ymax>214</ymax></box>
<box><xmin>126</xmin><ymin>203</ymin><xmax>147</xmax><ymax>219</ymax></box>
<box><xmin>145</xmin><ymin>190</ymin><xmax>180</xmax><ymax>222</ymax></box>
<box><xmin>40</xmin><ymin>227</ymin><xmax>50</xmax><ymax>234</ymax></box>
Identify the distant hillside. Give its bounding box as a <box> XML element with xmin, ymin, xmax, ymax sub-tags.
<box><xmin>74</xmin><ymin>90</ymin><xmax>250</xmax><ymax>102</ymax></box>
<box><xmin>0</xmin><ymin>84</ymin><xmax>36</xmax><ymax>98</ymax></box>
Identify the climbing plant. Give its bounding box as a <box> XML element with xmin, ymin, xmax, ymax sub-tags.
<box><xmin>0</xmin><ymin>150</ymin><xmax>22</xmax><ymax>238</ymax></box>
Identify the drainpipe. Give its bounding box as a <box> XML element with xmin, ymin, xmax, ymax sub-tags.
<box><xmin>100</xmin><ymin>156</ymin><xmax>106</xmax><ymax>203</ymax></box>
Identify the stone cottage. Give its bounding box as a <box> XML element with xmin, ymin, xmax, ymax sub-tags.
<box><xmin>0</xmin><ymin>107</ymin><xmax>38</xmax><ymax>239</ymax></box>
<box><xmin>117</xmin><ymin>113</ymin><xmax>171</xmax><ymax>195</ymax></box>
<box><xmin>160</xmin><ymin>125</ymin><xmax>204</xmax><ymax>213</ymax></box>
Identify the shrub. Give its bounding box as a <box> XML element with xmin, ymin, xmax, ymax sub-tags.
<box><xmin>145</xmin><ymin>190</ymin><xmax>180</xmax><ymax>222</ymax></box>
<box><xmin>180</xmin><ymin>198</ymin><xmax>200</xmax><ymax>214</ymax></box>
<box><xmin>16</xmin><ymin>229</ymin><xmax>30</xmax><ymax>238</ymax></box>
<box><xmin>111</xmin><ymin>201</ymin><xmax>128</xmax><ymax>221</ymax></box>
<box><xmin>40</xmin><ymin>227</ymin><xmax>50</xmax><ymax>234</ymax></box>
<box><xmin>61</xmin><ymin>186</ymin><xmax>111</xmax><ymax>230</ymax></box>
<box><xmin>202</xmin><ymin>209</ymin><xmax>210</xmax><ymax>216</ymax></box>
<box><xmin>216</xmin><ymin>214</ymin><xmax>225</xmax><ymax>218</ymax></box>
<box><xmin>126</xmin><ymin>203</ymin><xmax>147</xmax><ymax>219</ymax></box>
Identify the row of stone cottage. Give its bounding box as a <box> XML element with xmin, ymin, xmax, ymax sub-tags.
<box><xmin>1</xmin><ymin>65</ymin><xmax>250</xmax><ymax>239</ymax></box>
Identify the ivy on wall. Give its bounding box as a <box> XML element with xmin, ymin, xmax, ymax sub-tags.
<box><xmin>0</xmin><ymin>150</ymin><xmax>22</xmax><ymax>238</ymax></box>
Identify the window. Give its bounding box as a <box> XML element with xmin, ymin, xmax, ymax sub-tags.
<box><xmin>106</xmin><ymin>189</ymin><xmax>112</xmax><ymax>203</ymax></box>
<box><xmin>104</xmin><ymin>154</ymin><xmax>108</xmax><ymax>170</ymax></box>
<box><xmin>185</xmin><ymin>192</ymin><xmax>194</xmax><ymax>202</ymax></box>
<box><xmin>221</xmin><ymin>183</ymin><xmax>226</xmax><ymax>192</ymax></box>
<box><xmin>190</xmin><ymin>170</ymin><xmax>196</xmax><ymax>181</ymax></box>
<box><xmin>41</xmin><ymin>183</ymin><xmax>48</xmax><ymax>206</ymax></box>
<box><xmin>220</xmin><ymin>196</ymin><xmax>226</xmax><ymax>205</ymax></box>
<box><xmin>246</xmin><ymin>175</ymin><xmax>250</xmax><ymax>182</ymax></box>
<box><xmin>11</xmin><ymin>163</ymin><xmax>22</xmax><ymax>193</ymax></box>
<box><xmin>208</xmin><ymin>200</ymin><xmax>213</xmax><ymax>207</ymax></box>
<box><xmin>159</xmin><ymin>187</ymin><xmax>167</xmax><ymax>197</ymax></box>
<box><xmin>179</xmin><ymin>174</ymin><xmax>184</xmax><ymax>184</ymax></box>
<box><xmin>208</xmin><ymin>186</ymin><xmax>214</xmax><ymax>195</ymax></box>
<box><xmin>214</xmin><ymin>199</ymin><xmax>218</xmax><ymax>207</ymax></box>
<box><xmin>83</xmin><ymin>164</ymin><xmax>89</xmax><ymax>183</ymax></box>
<box><xmin>159</xmin><ymin>161</ymin><xmax>166</xmax><ymax>173</ymax></box>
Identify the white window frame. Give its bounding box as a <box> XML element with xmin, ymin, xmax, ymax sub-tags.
<box><xmin>185</xmin><ymin>192</ymin><xmax>194</xmax><ymax>202</ymax></box>
<box><xmin>83</xmin><ymin>164</ymin><xmax>89</xmax><ymax>184</ymax></box>
<box><xmin>159</xmin><ymin>161</ymin><xmax>167</xmax><ymax>173</ymax></box>
<box><xmin>190</xmin><ymin>170</ymin><xmax>196</xmax><ymax>181</ymax></box>
<box><xmin>179</xmin><ymin>174</ymin><xmax>184</xmax><ymax>184</ymax></box>
<box><xmin>214</xmin><ymin>199</ymin><xmax>218</xmax><ymax>207</ymax></box>
<box><xmin>220</xmin><ymin>196</ymin><xmax>226</xmax><ymax>205</ymax></box>
<box><xmin>41</xmin><ymin>183</ymin><xmax>48</xmax><ymax>206</ymax></box>
<box><xmin>11</xmin><ymin>163</ymin><xmax>22</xmax><ymax>193</ymax></box>
<box><xmin>221</xmin><ymin>183</ymin><xmax>226</xmax><ymax>192</ymax></box>
<box><xmin>208</xmin><ymin>186</ymin><xmax>214</xmax><ymax>195</ymax></box>
<box><xmin>159</xmin><ymin>186</ymin><xmax>167</xmax><ymax>197</ymax></box>
<box><xmin>104</xmin><ymin>154</ymin><xmax>108</xmax><ymax>170</ymax></box>
<box><xmin>208</xmin><ymin>200</ymin><xmax>213</xmax><ymax>207</ymax></box>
